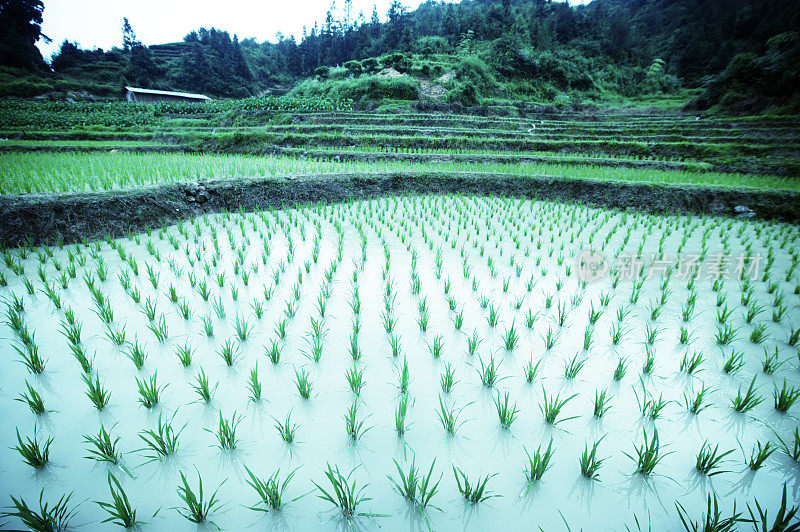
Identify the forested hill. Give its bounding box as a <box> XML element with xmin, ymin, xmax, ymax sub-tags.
<box><xmin>2</xmin><ymin>0</ymin><xmax>799</xmax><ymax>113</ymax></box>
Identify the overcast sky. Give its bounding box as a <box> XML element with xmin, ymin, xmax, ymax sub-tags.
<box><xmin>37</xmin><ymin>0</ymin><xmax>589</xmax><ymax>60</ymax></box>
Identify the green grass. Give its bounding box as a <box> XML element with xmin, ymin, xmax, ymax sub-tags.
<box><xmin>13</xmin><ymin>427</ymin><xmax>52</xmax><ymax>469</ymax></box>
<box><xmin>1</xmin><ymin>489</ymin><xmax>77</xmax><ymax>532</ymax></box>
<box><xmin>95</xmin><ymin>472</ymin><xmax>137</xmax><ymax>528</ymax></box>
<box><xmin>453</xmin><ymin>467</ymin><xmax>498</xmax><ymax>504</ymax></box>
<box><xmin>245</xmin><ymin>465</ymin><xmax>302</xmax><ymax>512</ymax></box>
<box><xmin>312</xmin><ymin>464</ymin><xmax>370</xmax><ymax>519</ymax></box>
<box><xmin>175</xmin><ymin>470</ymin><xmax>224</xmax><ymax>525</ymax></box>
<box><xmin>1</xmin><ymin>152</ymin><xmax>797</xmax><ymax>196</ymax></box>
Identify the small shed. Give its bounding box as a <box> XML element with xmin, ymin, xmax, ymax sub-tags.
<box><xmin>125</xmin><ymin>86</ymin><xmax>211</xmax><ymax>103</ymax></box>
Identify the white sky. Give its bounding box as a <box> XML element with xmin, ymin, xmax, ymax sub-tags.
<box><xmin>37</xmin><ymin>0</ymin><xmax>589</xmax><ymax>60</ymax></box>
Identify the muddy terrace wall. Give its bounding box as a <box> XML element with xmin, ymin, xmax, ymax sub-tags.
<box><xmin>1</xmin><ymin>171</ymin><xmax>798</xmax><ymax>246</ymax></box>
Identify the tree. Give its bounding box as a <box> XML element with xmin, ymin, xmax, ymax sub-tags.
<box><xmin>0</xmin><ymin>0</ymin><xmax>48</xmax><ymax>70</ymax></box>
<box><xmin>122</xmin><ymin>17</ymin><xmax>139</xmax><ymax>51</ymax></box>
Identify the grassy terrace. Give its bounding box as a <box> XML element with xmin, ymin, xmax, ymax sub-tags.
<box><xmin>0</xmin><ymin>152</ymin><xmax>797</xmax><ymax>195</ymax></box>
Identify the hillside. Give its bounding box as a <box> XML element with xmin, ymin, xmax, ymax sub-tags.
<box><xmin>1</xmin><ymin>0</ymin><xmax>799</xmax><ymax>114</ymax></box>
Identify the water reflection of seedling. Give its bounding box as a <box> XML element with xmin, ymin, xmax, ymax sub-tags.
<box><xmin>695</xmin><ymin>441</ymin><xmax>733</xmax><ymax>476</ymax></box>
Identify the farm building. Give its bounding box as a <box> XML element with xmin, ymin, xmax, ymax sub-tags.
<box><xmin>125</xmin><ymin>86</ymin><xmax>211</xmax><ymax>103</ymax></box>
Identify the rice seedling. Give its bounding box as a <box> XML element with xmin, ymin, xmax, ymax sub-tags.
<box><xmin>774</xmin><ymin>379</ymin><xmax>800</xmax><ymax>413</ymax></box>
<box><xmin>642</xmin><ymin>345</ymin><xmax>656</xmax><ymax>374</ymax></box>
<box><xmin>523</xmin><ymin>438</ymin><xmax>554</xmax><ymax>486</ymax></box>
<box><xmin>13</xmin><ymin>427</ymin><xmax>52</xmax><ymax>469</ymax></box>
<box><xmin>147</xmin><ymin>314</ymin><xmax>169</xmax><ymax>343</ymax></box>
<box><xmin>209</xmin><ymin>411</ymin><xmax>241</xmax><ymax>450</ymax></box>
<box><xmin>676</xmin><ymin>492</ymin><xmax>742</xmax><ymax>532</ymax></box>
<box><xmin>625</xmin><ymin>429</ymin><xmax>670</xmax><ymax>476</ymax></box>
<box><xmin>175</xmin><ymin>469</ymin><xmax>224</xmax><ymax>525</ymax></box>
<box><xmin>136</xmin><ymin>372</ymin><xmax>166</xmax><ymax>409</ymax></box>
<box><xmin>428</xmin><ymin>334</ymin><xmax>444</xmax><ymax>358</ymax></box>
<box><xmin>436</xmin><ymin>394</ymin><xmax>470</xmax><ymax>435</ymax></box>
<box><xmin>95</xmin><ymin>473</ymin><xmax>137</xmax><ymax>528</ymax></box>
<box><xmin>579</xmin><ymin>435</ymin><xmax>606</xmax><ymax>481</ymax></box>
<box><xmin>346</xmin><ymin>365</ymin><xmax>366</xmax><ymax>395</ymax></box>
<box><xmin>746</xmin><ymin>483</ymin><xmax>799</xmax><ymax>532</ymax></box>
<box><xmin>138</xmin><ymin>412</ymin><xmax>184</xmax><ymax>462</ymax></box>
<box><xmin>540</xmin><ymin>386</ymin><xmax>578</xmax><ymax>426</ymax></box>
<box><xmin>475</xmin><ymin>354</ymin><xmax>505</xmax><ymax>387</ymax></box>
<box><xmin>684</xmin><ymin>384</ymin><xmax>712</xmax><ymax>415</ymax></box>
<box><xmin>502</xmin><ymin>321</ymin><xmax>519</xmax><ymax>351</ymax></box>
<box><xmin>563</xmin><ymin>352</ymin><xmax>587</xmax><ymax>380</ymax></box>
<box><xmin>593</xmin><ymin>388</ymin><xmax>612</xmax><ymax>418</ymax></box>
<box><xmin>174</xmin><ymin>343</ymin><xmax>193</xmax><ymax>367</ymax></box>
<box><xmin>762</xmin><ymin>346</ymin><xmax>783</xmax><ymax>374</ymax></box>
<box><xmin>83</xmin><ymin>373</ymin><xmax>110</xmax><ymax>410</ymax></box>
<box><xmin>388</xmin><ymin>458</ymin><xmax>441</xmax><ymax>513</ymax></box>
<box><xmin>312</xmin><ymin>464</ymin><xmax>370</xmax><ymax>519</ymax></box>
<box><xmin>191</xmin><ymin>368</ymin><xmax>216</xmax><ymax>404</ymax></box>
<box><xmin>83</xmin><ymin>424</ymin><xmax>125</xmax><ymax>468</ymax></box>
<box><xmin>0</xmin><ymin>489</ymin><xmax>77</xmax><ymax>532</ymax></box>
<box><xmin>732</xmin><ymin>375</ymin><xmax>763</xmax><ymax>413</ymax></box>
<box><xmin>15</xmin><ymin>343</ymin><xmax>46</xmax><ymax>374</ymax></box>
<box><xmin>15</xmin><ymin>381</ymin><xmax>48</xmax><ymax>415</ymax></box>
<box><xmin>294</xmin><ymin>368</ymin><xmax>313</xmax><ymax>399</ymax></box>
<box><xmin>613</xmin><ymin>358</ymin><xmax>628</xmax><ymax>381</ymax></box>
<box><xmin>680</xmin><ymin>351</ymin><xmax>705</xmax><ymax>375</ymax></box>
<box><xmin>440</xmin><ymin>362</ymin><xmax>456</xmax><ymax>394</ymax></box>
<box><xmin>248</xmin><ymin>364</ymin><xmax>262</xmax><ymax>402</ymax></box>
<box><xmin>524</xmin><ymin>357</ymin><xmax>542</xmax><ymax>384</ymax></box>
<box><xmin>466</xmin><ymin>329</ymin><xmax>481</xmax><ymax>355</ymax></box>
<box><xmin>746</xmin><ymin>440</ymin><xmax>774</xmax><ymax>471</ymax></box>
<box><xmin>389</xmin><ymin>333</ymin><xmax>402</xmax><ymax>358</ymax></box>
<box><xmin>635</xmin><ymin>385</ymin><xmax>669</xmax><ymax>420</ymax></box>
<box><xmin>218</xmin><ymin>339</ymin><xmax>240</xmax><ymax>367</ymax></box>
<box><xmin>233</xmin><ymin>313</ymin><xmax>253</xmax><ymax>341</ymax></box>
<box><xmin>275</xmin><ymin>413</ymin><xmax>299</xmax><ymax>443</ymax></box>
<box><xmin>722</xmin><ymin>350</ymin><xmax>745</xmax><ymax>374</ymax></box>
<box><xmin>775</xmin><ymin>427</ymin><xmax>800</xmax><ymax>462</ymax></box>
<box><xmin>343</xmin><ymin>401</ymin><xmax>371</xmax><ymax>441</ymax></box>
<box><xmin>494</xmin><ymin>391</ymin><xmax>520</xmax><ymax>430</ymax></box>
<box><xmin>395</xmin><ymin>395</ymin><xmax>410</xmax><ymax>436</ymax></box>
<box><xmin>397</xmin><ymin>357</ymin><xmax>410</xmax><ymax>394</ymax></box>
<box><xmin>695</xmin><ymin>441</ymin><xmax>733</xmax><ymax>476</ymax></box>
<box><xmin>452</xmin><ymin>467</ymin><xmax>498</xmax><ymax>503</ymax></box>
<box><xmin>266</xmin><ymin>339</ymin><xmax>282</xmax><ymax>364</ymax></box>
<box><xmin>348</xmin><ymin>331</ymin><xmax>361</xmax><ymax>361</ymax></box>
<box><xmin>715</xmin><ymin>324</ymin><xmax>738</xmax><ymax>346</ymax></box>
<box><xmin>244</xmin><ymin>465</ymin><xmax>303</xmax><ymax>512</ymax></box>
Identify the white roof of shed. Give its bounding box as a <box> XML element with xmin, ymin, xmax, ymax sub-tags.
<box><xmin>125</xmin><ymin>86</ymin><xmax>211</xmax><ymax>100</ymax></box>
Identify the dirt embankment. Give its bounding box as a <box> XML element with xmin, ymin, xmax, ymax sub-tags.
<box><xmin>1</xmin><ymin>172</ymin><xmax>798</xmax><ymax>246</ymax></box>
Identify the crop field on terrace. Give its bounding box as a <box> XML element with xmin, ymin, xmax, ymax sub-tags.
<box><xmin>1</xmin><ymin>195</ymin><xmax>799</xmax><ymax>530</ymax></box>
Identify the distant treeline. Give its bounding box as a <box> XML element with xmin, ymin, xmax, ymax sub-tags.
<box><xmin>1</xmin><ymin>0</ymin><xmax>798</xmax><ymax>113</ymax></box>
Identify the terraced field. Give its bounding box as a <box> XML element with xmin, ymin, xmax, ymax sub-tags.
<box><xmin>0</xmin><ymin>100</ymin><xmax>799</xmax><ymax>531</ymax></box>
